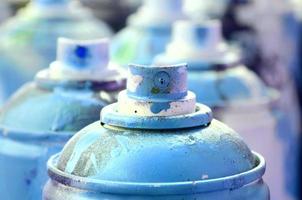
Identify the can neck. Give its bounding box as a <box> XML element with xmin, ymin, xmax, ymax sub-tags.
<box><xmin>100</xmin><ymin>64</ymin><xmax>213</xmax><ymax>130</ymax></box>
<box><xmin>116</xmin><ymin>64</ymin><xmax>197</xmax><ymax>117</ymax></box>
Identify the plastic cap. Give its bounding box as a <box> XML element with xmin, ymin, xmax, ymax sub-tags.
<box><xmin>127</xmin><ymin>64</ymin><xmax>188</xmax><ymax>100</ymax></box>
<box><xmin>47</xmin><ymin>38</ymin><xmax>121</xmax><ymax>81</ymax></box>
<box><xmin>116</xmin><ymin>64</ymin><xmax>196</xmax><ymax>117</ymax></box>
<box><xmin>57</xmin><ymin>38</ymin><xmax>109</xmax><ymax>71</ymax></box>
<box><xmin>172</xmin><ymin>20</ymin><xmax>223</xmax><ymax>50</ymax></box>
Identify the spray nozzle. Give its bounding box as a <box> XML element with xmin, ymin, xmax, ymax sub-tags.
<box><xmin>45</xmin><ymin>38</ymin><xmax>121</xmax><ymax>82</ymax></box>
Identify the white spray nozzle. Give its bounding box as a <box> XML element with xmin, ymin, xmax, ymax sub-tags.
<box><xmin>57</xmin><ymin>37</ymin><xmax>109</xmax><ymax>71</ymax></box>
<box><xmin>172</xmin><ymin>20</ymin><xmax>223</xmax><ymax>50</ymax></box>
<box><xmin>47</xmin><ymin>38</ymin><xmax>122</xmax><ymax>82</ymax></box>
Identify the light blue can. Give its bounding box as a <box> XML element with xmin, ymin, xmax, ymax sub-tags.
<box><xmin>154</xmin><ymin>20</ymin><xmax>296</xmax><ymax>200</ymax></box>
<box><xmin>0</xmin><ymin>38</ymin><xmax>126</xmax><ymax>200</ymax></box>
<box><xmin>43</xmin><ymin>63</ymin><xmax>269</xmax><ymax>200</ymax></box>
<box><xmin>0</xmin><ymin>0</ymin><xmax>113</xmax><ymax>103</ymax></box>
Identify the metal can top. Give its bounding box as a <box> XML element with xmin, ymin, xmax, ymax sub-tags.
<box><xmin>101</xmin><ymin>63</ymin><xmax>213</xmax><ymax>129</ymax></box>
<box><xmin>155</xmin><ymin>20</ymin><xmax>240</xmax><ymax>70</ymax></box>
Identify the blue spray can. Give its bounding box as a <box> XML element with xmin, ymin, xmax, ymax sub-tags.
<box><xmin>43</xmin><ymin>63</ymin><xmax>269</xmax><ymax>200</ymax></box>
<box><xmin>155</xmin><ymin>20</ymin><xmax>297</xmax><ymax>200</ymax></box>
<box><xmin>0</xmin><ymin>0</ymin><xmax>113</xmax><ymax>103</ymax></box>
<box><xmin>0</xmin><ymin>38</ymin><xmax>126</xmax><ymax>200</ymax></box>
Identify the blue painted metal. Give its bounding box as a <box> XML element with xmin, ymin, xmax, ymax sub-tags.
<box><xmin>0</xmin><ymin>39</ymin><xmax>126</xmax><ymax>200</ymax></box>
<box><xmin>155</xmin><ymin>19</ymin><xmax>301</xmax><ymax>200</ymax></box>
<box><xmin>43</xmin><ymin>63</ymin><xmax>269</xmax><ymax>200</ymax></box>
<box><xmin>0</xmin><ymin>0</ymin><xmax>113</xmax><ymax>104</ymax></box>
<box><xmin>111</xmin><ymin>0</ymin><xmax>186</xmax><ymax>66</ymax></box>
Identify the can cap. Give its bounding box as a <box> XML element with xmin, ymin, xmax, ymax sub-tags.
<box><xmin>117</xmin><ymin>64</ymin><xmax>196</xmax><ymax>117</ymax></box>
<box><xmin>173</xmin><ymin>20</ymin><xmax>223</xmax><ymax>52</ymax></box>
<box><xmin>46</xmin><ymin>38</ymin><xmax>121</xmax><ymax>82</ymax></box>
<box><xmin>101</xmin><ymin>64</ymin><xmax>212</xmax><ymax>129</ymax></box>
<box><xmin>155</xmin><ymin>20</ymin><xmax>239</xmax><ymax>69</ymax></box>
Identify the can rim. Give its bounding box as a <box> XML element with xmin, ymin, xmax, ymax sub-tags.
<box><xmin>101</xmin><ymin>103</ymin><xmax>213</xmax><ymax>130</ymax></box>
<box><xmin>47</xmin><ymin>151</ymin><xmax>266</xmax><ymax>195</ymax></box>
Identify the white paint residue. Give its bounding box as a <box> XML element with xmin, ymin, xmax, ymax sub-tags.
<box><xmin>202</xmin><ymin>174</ymin><xmax>209</xmax><ymax>180</ymax></box>
<box><xmin>117</xmin><ymin>91</ymin><xmax>196</xmax><ymax>117</ymax></box>
<box><xmin>177</xmin><ymin>66</ymin><xmax>187</xmax><ymax>74</ymax></box>
<box><xmin>127</xmin><ymin>74</ymin><xmax>143</xmax><ymax>92</ymax></box>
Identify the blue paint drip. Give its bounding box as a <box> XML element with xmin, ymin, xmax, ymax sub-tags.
<box><xmin>71</xmin><ymin>46</ymin><xmax>91</xmax><ymax>69</ymax></box>
<box><xmin>75</xmin><ymin>46</ymin><xmax>89</xmax><ymax>59</ymax></box>
<box><xmin>196</xmin><ymin>28</ymin><xmax>208</xmax><ymax>47</ymax></box>
<box><xmin>150</xmin><ymin>102</ymin><xmax>171</xmax><ymax>114</ymax></box>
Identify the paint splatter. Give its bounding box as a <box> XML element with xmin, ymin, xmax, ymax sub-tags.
<box><xmin>151</xmin><ymin>87</ymin><xmax>160</xmax><ymax>94</ymax></box>
<box><xmin>150</xmin><ymin>102</ymin><xmax>171</xmax><ymax>114</ymax></box>
<box><xmin>128</xmin><ymin>75</ymin><xmax>143</xmax><ymax>92</ymax></box>
<box><xmin>75</xmin><ymin>46</ymin><xmax>89</xmax><ymax>59</ymax></box>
